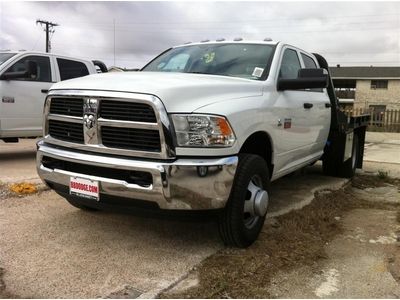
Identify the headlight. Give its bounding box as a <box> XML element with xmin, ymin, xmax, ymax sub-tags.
<box><xmin>171</xmin><ymin>114</ymin><xmax>236</xmax><ymax>147</ymax></box>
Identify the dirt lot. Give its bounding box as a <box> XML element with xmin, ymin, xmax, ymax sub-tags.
<box><xmin>161</xmin><ymin>175</ymin><xmax>400</xmax><ymax>298</ymax></box>
<box><xmin>0</xmin><ymin>166</ymin><xmax>348</xmax><ymax>299</ymax></box>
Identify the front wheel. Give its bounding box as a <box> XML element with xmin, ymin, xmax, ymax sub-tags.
<box><xmin>218</xmin><ymin>154</ymin><xmax>270</xmax><ymax>248</ymax></box>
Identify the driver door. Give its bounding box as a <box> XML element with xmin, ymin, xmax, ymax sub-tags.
<box><xmin>0</xmin><ymin>55</ymin><xmax>53</xmax><ymax>137</ymax></box>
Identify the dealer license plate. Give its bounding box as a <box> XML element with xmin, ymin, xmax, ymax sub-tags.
<box><xmin>69</xmin><ymin>177</ymin><xmax>99</xmax><ymax>201</ymax></box>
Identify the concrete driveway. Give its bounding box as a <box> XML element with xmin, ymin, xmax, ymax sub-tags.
<box><xmin>0</xmin><ymin>139</ymin><xmax>349</xmax><ymax>298</ymax></box>
<box><xmin>363</xmin><ymin>132</ymin><xmax>400</xmax><ymax>177</ymax></box>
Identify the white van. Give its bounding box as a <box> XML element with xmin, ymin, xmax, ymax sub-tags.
<box><xmin>0</xmin><ymin>51</ymin><xmax>106</xmax><ymax>142</ymax></box>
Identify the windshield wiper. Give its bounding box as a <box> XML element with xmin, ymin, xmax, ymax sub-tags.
<box><xmin>186</xmin><ymin>71</ymin><xmax>214</xmax><ymax>75</ymax></box>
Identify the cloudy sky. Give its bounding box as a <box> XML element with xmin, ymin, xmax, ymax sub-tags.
<box><xmin>1</xmin><ymin>1</ymin><xmax>399</xmax><ymax>69</ymax></box>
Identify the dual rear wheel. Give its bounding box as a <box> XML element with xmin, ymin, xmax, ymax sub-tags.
<box><xmin>323</xmin><ymin>134</ymin><xmax>359</xmax><ymax>178</ymax></box>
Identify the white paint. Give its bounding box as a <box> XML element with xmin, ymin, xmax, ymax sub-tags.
<box><xmin>314</xmin><ymin>268</ymin><xmax>340</xmax><ymax>298</ymax></box>
<box><xmin>0</xmin><ymin>51</ymin><xmax>97</xmax><ymax>139</ymax></box>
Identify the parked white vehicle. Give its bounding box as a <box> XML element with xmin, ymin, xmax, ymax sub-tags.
<box><xmin>0</xmin><ymin>51</ymin><xmax>107</xmax><ymax>142</ymax></box>
<box><xmin>36</xmin><ymin>40</ymin><xmax>369</xmax><ymax>247</ymax></box>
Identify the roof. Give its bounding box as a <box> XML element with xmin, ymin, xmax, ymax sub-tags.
<box><xmin>329</xmin><ymin>66</ymin><xmax>400</xmax><ymax>79</ymax></box>
<box><xmin>0</xmin><ymin>50</ymin><xmax>94</xmax><ymax>64</ymax></box>
<box><xmin>174</xmin><ymin>39</ymin><xmax>279</xmax><ymax>48</ymax></box>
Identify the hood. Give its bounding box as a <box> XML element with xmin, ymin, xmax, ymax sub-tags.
<box><xmin>50</xmin><ymin>72</ymin><xmax>264</xmax><ymax>112</ymax></box>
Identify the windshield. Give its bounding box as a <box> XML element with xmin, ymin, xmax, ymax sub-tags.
<box><xmin>142</xmin><ymin>43</ymin><xmax>275</xmax><ymax>80</ymax></box>
<box><xmin>0</xmin><ymin>53</ymin><xmax>16</xmax><ymax>67</ymax></box>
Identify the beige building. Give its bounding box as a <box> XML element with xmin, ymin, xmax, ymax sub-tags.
<box><xmin>330</xmin><ymin>66</ymin><xmax>400</xmax><ymax>112</ymax></box>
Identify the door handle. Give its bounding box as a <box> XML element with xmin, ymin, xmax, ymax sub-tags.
<box><xmin>41</xmin><ymin>89</ymin><xmax>49</xmax><ymax>94</ymax></box>
<box><xmin>303</xmin><ymin>103</ymin><xmax>313</xmax><ymax>109</ymax></box>
<box><xmin>325</xmin><ymin>103</ymin><xmax>332</xmax><ymax>108</ymax></box>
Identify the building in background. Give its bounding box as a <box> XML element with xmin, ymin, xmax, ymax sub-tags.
<box><xmin>330</xmin><ymin>66</ymin><xmax>400</xmax><ymax>112</ymax></box>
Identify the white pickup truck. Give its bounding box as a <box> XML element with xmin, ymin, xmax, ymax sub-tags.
<box><xmin>0</xmin><ymin>51</ymin><xmax>107</xmax><ymax>142</ymax></box>
<box><xmin>36</xmin><ymin>40</ymin><xmax>369</xmax><ymax>247</ymax></box>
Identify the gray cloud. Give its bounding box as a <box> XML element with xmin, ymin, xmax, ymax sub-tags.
<box><xmin>1</xmin><ymin>1</ymin><xmax>399</xmax><ymax>68</ymax></box>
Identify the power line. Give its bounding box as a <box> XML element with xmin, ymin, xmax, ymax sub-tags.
<box><xmin>60</xmin><ymin>12</ymin><xmax>400</xmax><ymax>26</ymax></box>
<box><xmin>36</xmin><ymin>19</ymin><xmax>59</xmax><ymax>52</ymax></box>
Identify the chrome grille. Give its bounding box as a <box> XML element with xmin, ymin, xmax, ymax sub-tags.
<box><xmin>45</xmin><ymin>91</ymin><xmax>174</xmax><ymax>159</ymax></box>
<box><xmin>49</xmin><ymin>97</ymin><xmax>84</xmax><ymax>117</ymax></box>
<box><xmin>48</xmin><ymin>119</ymin><xmax>84</xmax><ymax>143</ymax></box>
<box><xmin>99</xmin><ymin>100</ymin><xmax>157</xmax><ymax>123</ymax></box>
<box><xmin>101</xmin><ymin>127</ymin><xmax>161</xmax><ymax>152</ymax></box>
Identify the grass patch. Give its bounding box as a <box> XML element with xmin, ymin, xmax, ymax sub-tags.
<box><xmin>161</xmin><ymin>175</ymin><xmax>400</xmax><ymax>299</ymax></box>
<box><xmin>377</xmin><ymin>170</ymin><xmax>389</xmax><ymax>180</ymax></box>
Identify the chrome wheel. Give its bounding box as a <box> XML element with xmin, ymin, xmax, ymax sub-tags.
<box><xmin>243</xmin><ymin>175</ymin><xmax>269</xmax><ymax>229</ymax></box>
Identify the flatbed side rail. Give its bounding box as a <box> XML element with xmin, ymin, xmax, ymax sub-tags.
<box><xmin>348</xmin><ymin>114</ymin><xmax>371</xmax><ymax>129</ymax></box>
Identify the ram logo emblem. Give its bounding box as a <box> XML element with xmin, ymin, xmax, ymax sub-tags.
<box><xmin>83</xmin><ymin>98</ymin><xmax>99</xmax><ymax>144</ymax></box>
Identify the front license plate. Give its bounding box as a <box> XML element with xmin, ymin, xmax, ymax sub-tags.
<box><xmin>69</xmin><ymin>177</ymin><xmax>99</xmax><ymax>201</ymax></box>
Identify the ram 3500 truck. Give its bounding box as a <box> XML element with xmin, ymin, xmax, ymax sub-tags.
<box><xmin>36</xmin><ymin>40</ymin><xmax>369</xmax><ymax>247</ymax></box>
<box><xmin>0</xmin><ymin>51</ymin><xmax>107</xmax><ymax>142</ymax></box>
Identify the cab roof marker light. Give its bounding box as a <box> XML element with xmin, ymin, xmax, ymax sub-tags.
<box><xmin>216</xmin><ymin>38</ymin><xmax>225</xmax><ymax>42</ymax></box>
<box><xmin>184</xmin><ymin>41</ymin><xmax>192</xmax><ymax>44</ymax></box>
<box><xmin>200</xmin><ymin>39</ymin><xmax>210</xmax><ymax>43</ymax></box>
<box><xmin>264</xmin><ymin>38</ymin><xmax>273</xmax><ymax>41</ymax></box>
<box><xmin>233</xmin><ymin>37</ymin><xmax>243</xmax><ymax>41</ymax></box>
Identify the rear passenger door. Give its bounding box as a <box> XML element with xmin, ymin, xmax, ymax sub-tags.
<box><xmin>299</xmin><ymin>52</ymin><xmax>331</xmax><ymax>155</ymax></box>
<box><xmin>55</xmin><ymin>58</ymin><xmax>90</xmax><ymax>81</ymax></box>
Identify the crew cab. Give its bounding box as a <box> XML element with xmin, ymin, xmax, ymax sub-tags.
<box><xmin>0</xmin><ymin>51</ymin><xmax>107</xmax><ymax>142</ymax></box>
<box><xmin>36</xmin><ymin>40</ymin><xmax>369</xmax><ymax>247</ymax></box>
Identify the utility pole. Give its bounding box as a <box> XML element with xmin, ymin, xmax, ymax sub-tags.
<box><xmin>36</xmin><ymin>20</ymin><xmax>59</xmax><ymax>53</ymax></box>
<box><xmin>113</xmin><ymin>19</ymin><xmax>116</xmax><ymax>66</ymax></box>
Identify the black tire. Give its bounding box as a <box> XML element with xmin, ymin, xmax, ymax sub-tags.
<box><xmin>66</xmin><ymin>198</ymin><xmax>99</xmax><ymax>211</ymax></box>
<box><xmin>339</xmin><ymin>134</ymin><xmax>359</xmax><ymax>178</ymax></box>
<box><xmin>218</xmin><ymin>154</ymin><xmax>270</xmax><ymax>248</ymax></box>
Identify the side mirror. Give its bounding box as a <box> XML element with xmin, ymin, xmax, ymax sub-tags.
<box><xmin>92</xmin><ymin>60</ymin><xmax>108</xmax><ymax>73</ymax></box>
<box><xmin>0</xmin><ymin>60</ymin><xmax>38</xmax><ymax>80</ymax></box>
<box><xmin>277</xmin><ymin>68</ymin><xmax>328</xmax><ymax>91</ymax></box>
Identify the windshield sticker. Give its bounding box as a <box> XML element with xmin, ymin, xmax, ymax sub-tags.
<box><xmin>203</xmin><ymin>52</ymin><xmax>215</xmax><ymax>64</ymax></box>
<box><xmin>252</xmin><ymin>67</ymin><xmax>264</xmax><ymax>78</ymax></box>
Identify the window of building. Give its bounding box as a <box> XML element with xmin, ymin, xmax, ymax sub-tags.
<box><xmin>301</xmin><ymin>53</ymin><xmax>317</xmax><ymax>69</ymax></box>
<box><xmin>279</xmin><ymin>49</ymin><xmax>301</xmax><ymax>79</ymax></box>
<box><xmin>5</xmin><ymin>55</ymin><xmax>51</xmax><ymax>82</ymax></box>
<box><xmin>370</xmin><ymin>80</ymin><xmax>388</xmax><ymax>89</ymax></box>
<box><xmin>57</xmin><ymin>58</ymin><xmax>89</xmax><ymax>81</ymax></box>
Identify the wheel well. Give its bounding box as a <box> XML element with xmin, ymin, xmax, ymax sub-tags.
<box><xmin>239</xmin><ymin>131</ymin><xmax>273</xmax><ymax>176</ymax></box>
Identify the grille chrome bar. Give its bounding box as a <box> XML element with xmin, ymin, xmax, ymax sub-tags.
<box><xmin>97</xmin><ymin>118</ymin><xmax>159</xmax><ymax>130</ymax></box>
<box><xmin>44</xmin><ymin>90</ymin><xmax>176</xmax><ymax>159</ymax></box>
<box><xmin>48</xmin><ymin>114</ymin><xmax>83</xmax><ymax>124</ymax></box>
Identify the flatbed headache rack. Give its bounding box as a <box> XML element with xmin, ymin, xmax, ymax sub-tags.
<box><xmin>313</xmin><ymin>53</ymin><xmax>371</xmax><ymax>176</ymax></box>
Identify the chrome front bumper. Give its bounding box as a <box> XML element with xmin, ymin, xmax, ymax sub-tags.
<box><xmin>36</xmin><ymin>141</ymin><xmax>238</xmax><ymax>210</ymax></box>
